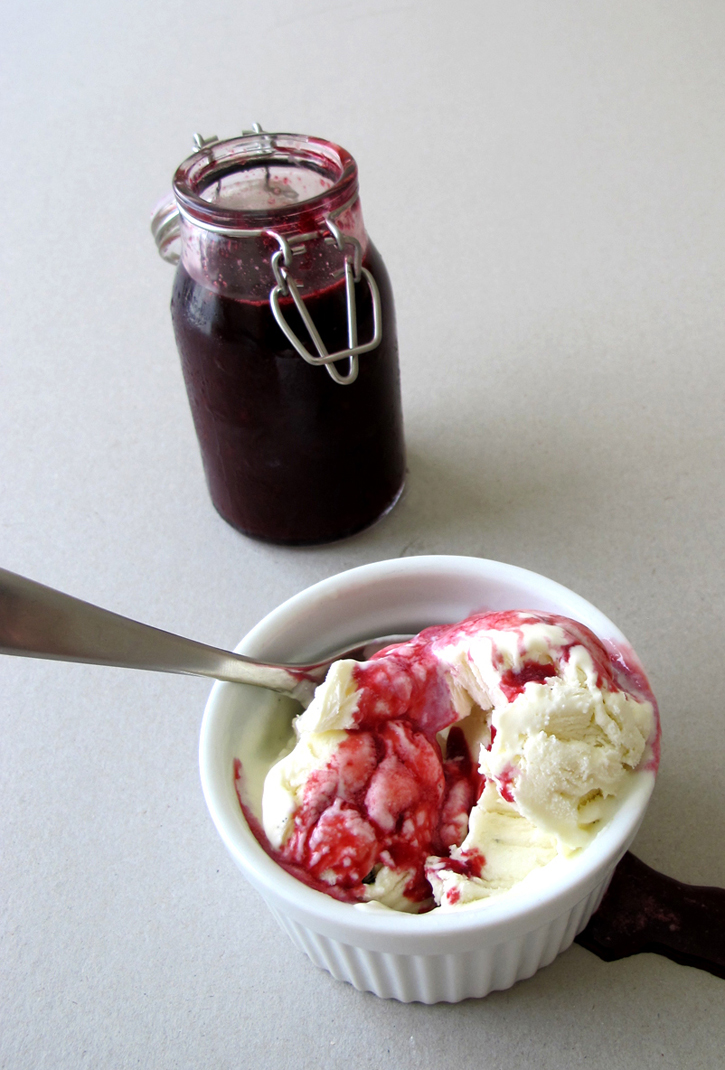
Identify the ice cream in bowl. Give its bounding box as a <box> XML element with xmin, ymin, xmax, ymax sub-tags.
<box><xmin>199</xmin><ymin>556</ymin><xmax>659</xmax><ymax>1003</ymax></box>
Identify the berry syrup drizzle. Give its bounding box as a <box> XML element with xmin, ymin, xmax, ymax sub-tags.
<box><xmin>235</xmin><ymin>610</ymin><xmax>659</xmax><ymax>908</ymax></box>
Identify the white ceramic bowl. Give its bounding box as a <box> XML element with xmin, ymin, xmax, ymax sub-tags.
<box><xmin>199</xmin><ymin>556</ymin><xmax>657</xmax><ymax>1003</ymax></box>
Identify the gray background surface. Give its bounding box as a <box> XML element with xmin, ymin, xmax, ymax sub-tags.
<box><xmin>1</xmin><ymin>1</ymin><xmax>723</xmax><ymax>1067</ymax></box>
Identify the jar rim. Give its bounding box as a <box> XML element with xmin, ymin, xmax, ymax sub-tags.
<box><xmin>172</xmin><ymin>132</ymin><xmax>359</xmax><ymax>234</ymax></box>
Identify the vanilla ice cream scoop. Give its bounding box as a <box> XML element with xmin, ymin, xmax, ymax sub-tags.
<box><xmin>257</xmin><ymin>611</ymin><xmax>657</xmax><ymax>912</ymax></box>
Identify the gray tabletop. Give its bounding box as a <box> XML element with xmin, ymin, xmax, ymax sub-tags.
<box><xmin>2</xmin><ymin>2</ymin><xmax>724</xmax><ymax>1067</ymax></box>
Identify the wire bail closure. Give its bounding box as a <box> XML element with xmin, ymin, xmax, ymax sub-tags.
<box><xmin>267</xmin><ymin>221</ymin><xmax>382</xmax><ymax>385</ymax></box>
<box><xmin>151</xmin><ymin>128</ymin><xmax>383</xmax><ymax>385</ymax></box>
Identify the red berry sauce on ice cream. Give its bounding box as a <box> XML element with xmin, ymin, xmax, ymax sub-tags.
<box><xmin>237</xmin><ymin>611</ymin><xmax>659</xmax><ymax>912</ymax></box>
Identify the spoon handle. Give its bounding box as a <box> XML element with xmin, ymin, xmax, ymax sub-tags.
<box><xmin>0</xmin><ymin>568</ymin><xmax>305</xmax><ymax>694</ymax></box>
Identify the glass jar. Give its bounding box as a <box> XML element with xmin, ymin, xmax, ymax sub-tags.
<box><xmin>151</xmin><ymin>129</ymin><xmax>406</xmax><ymax>545</ymax></box>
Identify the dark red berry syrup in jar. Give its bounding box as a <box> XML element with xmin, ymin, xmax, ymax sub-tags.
<box><xmin>162</xmin><ymin>131</ymin><xmax>405</xmax><ymax>545</ymax></box>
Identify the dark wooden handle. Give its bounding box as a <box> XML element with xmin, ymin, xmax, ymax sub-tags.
<box><xmin>575</xmin><ymin>852</ymin><xmax>725</xmax><ymax>980</ymax></box>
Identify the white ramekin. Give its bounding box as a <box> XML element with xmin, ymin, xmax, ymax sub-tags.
<box><xmin>199</xmin><ymin>556</ymin><xmax>656</xmax><ymax>1003</ymax></box>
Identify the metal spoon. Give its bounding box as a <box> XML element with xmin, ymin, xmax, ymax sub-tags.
<box><xmin>0</xmin><ymin>568</ymin><xmax>407</xmax><ymax>705</ymax></box>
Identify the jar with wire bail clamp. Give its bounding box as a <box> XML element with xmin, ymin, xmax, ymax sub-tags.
<box><xmin>151</xmin><ymin>128</ymin><xmax>406</xmax><ymax>545</ymax></box>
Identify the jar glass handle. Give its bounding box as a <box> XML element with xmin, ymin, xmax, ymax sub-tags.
<box><xmin>150</xmin><ymin>193</ymin><xmax>181</xmax><ymax>265</ymax></box>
